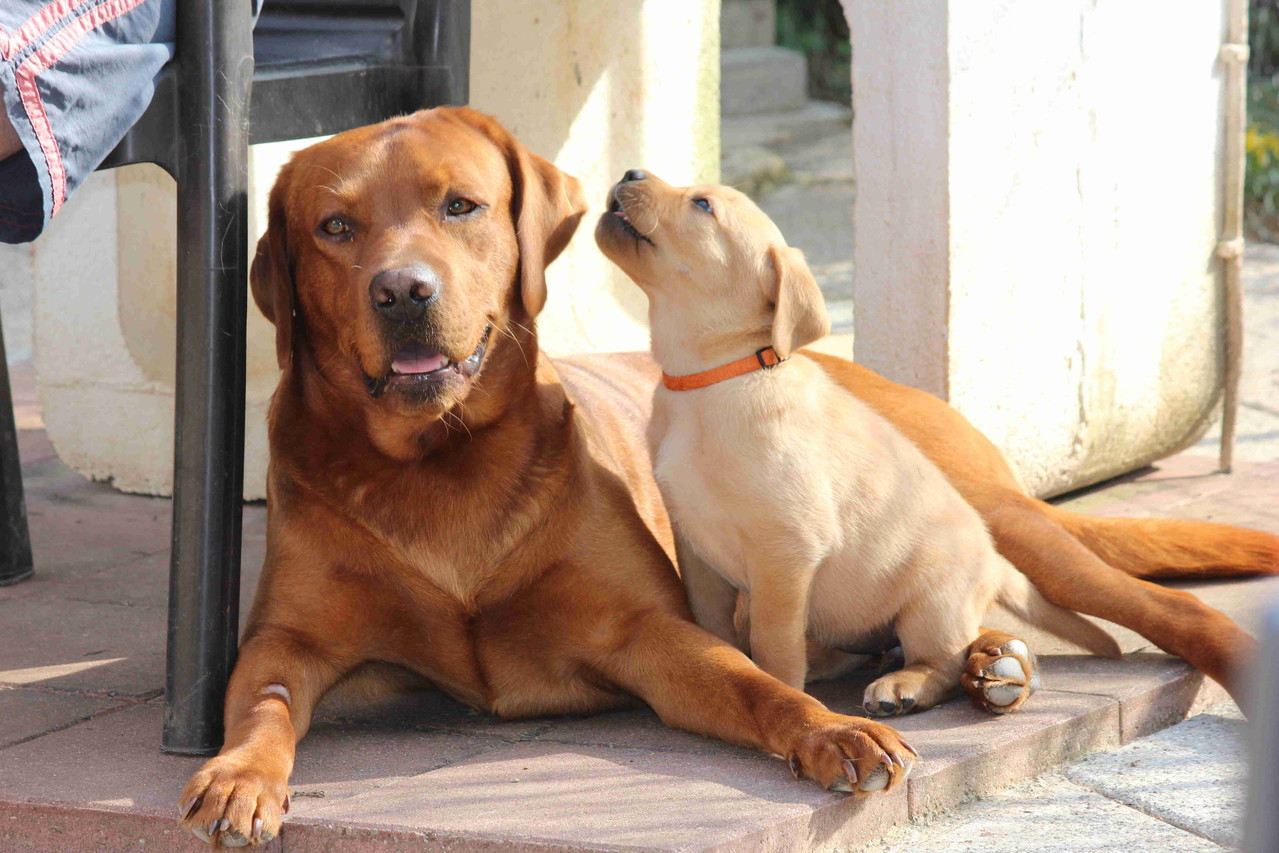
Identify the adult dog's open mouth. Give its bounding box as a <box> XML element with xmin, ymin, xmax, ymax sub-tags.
<box><xmin>608</xmin><ymin>193</ymin><xmax>654</xmax><ymax>246</ymax></box>
<box><xmin>366</xmin><ymin>325</ymin><xmax>492</xmax><ymax>398</ymax></box>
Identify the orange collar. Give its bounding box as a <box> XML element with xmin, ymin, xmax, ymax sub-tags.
<box><xmin>661</xmin><ymin>346</ymin><xmax>785</xmax><ymax>391</ymax></box>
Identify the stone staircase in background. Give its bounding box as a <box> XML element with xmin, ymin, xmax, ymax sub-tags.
<box><xmin>720</xmin><ymin>0</ymin><xmax>851</xmax><ymax>196</ymax></box>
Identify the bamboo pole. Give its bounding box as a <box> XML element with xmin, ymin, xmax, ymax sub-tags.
<box><xmin>1218</xmin><ymin>0</ymin><xmax>1248</xmax><ymax>473</ymax></box>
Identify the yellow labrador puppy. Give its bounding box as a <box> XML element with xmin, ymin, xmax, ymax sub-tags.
<box><xmin>595</xmin><ymin>170</ymin><xmax>1119</xmax><ymax>716</ymax></box>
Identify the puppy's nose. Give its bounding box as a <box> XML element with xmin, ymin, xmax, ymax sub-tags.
<box><xmin>621</xmin><ymin>169</ymin><xmax>647</xmax><ymax>183</ymax></box>
<box><xmin>368</xmin><ymin>265</ymin><xmax>440</xmax><ymax>323</ymax></box>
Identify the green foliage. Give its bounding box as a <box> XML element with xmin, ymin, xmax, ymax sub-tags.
<box><xmin>1247</xmin><ymin>82</ymin><xmax>1279</xmax><ymax>241</ymax></box>
<box><xmin>776</xmin><ymin>0</ymin><xmax>851</xmax><ymax>106</ymax></box>
<box><xmin>1250</xmin><ymin>1</ymin><xmax>1279</xmax><ymax>239</ymax></box>
<box><xmin>1252</xmin><ymin>0</ymin><xmax>1279</xmax><ymax>78</ymax></box>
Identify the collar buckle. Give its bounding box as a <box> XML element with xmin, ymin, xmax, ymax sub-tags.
<box><xmin>755</xmin><ymin>346</ymin><xmax>782</xmax><ymax>370</ymax></box>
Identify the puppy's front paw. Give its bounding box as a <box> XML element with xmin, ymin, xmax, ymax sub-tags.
<box><xmin>784</xmin><ymin>711</ymin><xmax>918</xmax><ymax>794</ymax></box>
<box><xmin>861</xmin><ymin>667</ymin><xmax>941</xmax><ymax>716</ymax></box>
<box><xmin>961</xmin><ymin>630</ymin><xmax>1040</xmax><ymax>714</ymax></box>
<box><xmin>179</xmin><ymin>753</ymin><xmax>289</xmax><ymax>847</ymax></box>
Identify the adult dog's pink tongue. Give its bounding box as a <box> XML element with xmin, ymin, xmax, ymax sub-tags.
<box><xmin>392</xmin><ymin>342</ymin><xmax>448</xmax><ymax>374</ymax></box>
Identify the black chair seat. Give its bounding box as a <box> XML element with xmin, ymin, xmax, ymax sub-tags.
<box><xmin>253</xmin><ymin>7</ymin><xmax>406</xmax><ymax>67</ymax></box>
<box><xmin>104</xmin><ymin>0</ymin><xmax>467</xmax><ymax>169</ymax></box>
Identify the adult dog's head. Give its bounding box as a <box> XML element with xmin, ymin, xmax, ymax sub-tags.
<box><xmin>594</xmin><ymin>170</ymin><xmax>828</xmax><ymax>365</ymax></box>
<box><xmin>252</xmin><ymin>107</ymin><xmax>585</xmax><ymax>435</ymax></box>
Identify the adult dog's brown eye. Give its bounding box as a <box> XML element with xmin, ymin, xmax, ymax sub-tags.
<box><xmin>321</xmin><ymin>217</ymin><xmax>349</xmax><ymax>236</ymax></box>
<box><xmin>447</xmin><ymin>197</ymin><xmax>479</xmax><ymax>216</ymax></box>
<box><xmin>692</xmin><ymin>197</ymin><xmax>713</xmax><ymax>214</ymax></box>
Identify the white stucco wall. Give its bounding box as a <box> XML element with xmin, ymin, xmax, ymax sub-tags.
<box><xmin>469</xmin><ymin>0</ymin><xmax>720</xmax><ymax>355</ymax></box>
<box><xmin>851</xmin><ymin>0</ymin><xmax>1228</xmax><ymax>496</ymax></box>
<box><xmin>30</xmin><ymin>0</ymin><xmax>720</xmax><ymax>498</ymax></box>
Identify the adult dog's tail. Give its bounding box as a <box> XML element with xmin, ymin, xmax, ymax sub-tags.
<box><xmin>1041</xmin><ymin>504</ymin><xmax>1279</xmax><ymax>580</ymax></box>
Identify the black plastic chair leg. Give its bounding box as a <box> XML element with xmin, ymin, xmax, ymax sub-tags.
<box><xmin>415</xmin><ymin>0</ymin><xmax>472</xmax><ymax>105</ymax></box>
<box><xmin>161</xmin><ymin>1</ymin><xmax>254</xmax><ymax>756</ymax></box>
<box><xmin>0</xmin><ymin>316</ymin><xmax>33</xmax><ymax>588</ymax></box>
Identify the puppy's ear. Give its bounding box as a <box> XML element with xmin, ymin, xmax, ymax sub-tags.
<box><xmin>449</xmin><ymin>107</ymin><xmax>586</xmax><ymax>317</ymax></box>
<box><xmin>251</xmin><ymin>162</ymin><xmax>296</xmax><ymax>370</ymax></box>
<box><xmin>767</xmin><ymin>245</ymin><xmax>830</xmax><ymax>359</ymax></box>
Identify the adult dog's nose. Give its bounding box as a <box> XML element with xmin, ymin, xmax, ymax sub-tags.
<box><xmin>621</xmin><ymin>169</ymin><xmax>647</xmax><ymax>183</ymax></box>
<box><xmin>368</xmin><ymin>265</ymin><xmax>440</xmax><ymax>323</ymax></box>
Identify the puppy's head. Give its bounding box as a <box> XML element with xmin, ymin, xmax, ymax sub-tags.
<box><xmin>594</xmin><ymin>171</ymin><xmax>828</xmax><ymax>360</ymax></box>
<box><xmin>251</xmin><ymin>107</ymin><xmax>585</xmax><ymax>423</ymax></box>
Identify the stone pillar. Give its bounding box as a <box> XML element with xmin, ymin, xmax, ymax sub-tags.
<box><xmin>848</xmin><ymin>0</ymin><xmax>1230</xmax><ymax>496</ymax></box>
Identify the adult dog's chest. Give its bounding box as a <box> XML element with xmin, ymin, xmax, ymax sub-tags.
<box><xmin>356</xmin><ymin>480</ymin><xmax>540</xmax><ymax>613</ymax></box>
<box><xmin>322</xmin><ymin>455</ymin><xmax>601</xmax><ymax>711</ymax></box>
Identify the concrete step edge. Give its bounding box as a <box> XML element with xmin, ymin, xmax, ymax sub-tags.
<box><xmin>722</xmin><ymin>101</ymin><xmax>852</xmax><ymax>148</ymax></box>
<box><xmin>0</xmin><ymin>662</ymin><xmax>1229</xmax><ymax>852</ymax></box>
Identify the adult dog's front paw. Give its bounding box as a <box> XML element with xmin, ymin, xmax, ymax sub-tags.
<box><xmin>178</xmin><ymin>753</ymin><xmax>289</xmax><ymax>847</ymax></box>
<box><xmin>784</xmin><ymin>711</ymin><xmax>918</xmax><ymax>794</ymax></box>
<box><xmin>961</xmin><ymin>630</ymin><xmax>1040</xmax><ymax>714</ymax></box>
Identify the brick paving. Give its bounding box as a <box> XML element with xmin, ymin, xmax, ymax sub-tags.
<box><xmin>1</xmin><ymin>352</ymin><xmax>1276</xmax><ymax>849</ymax></box>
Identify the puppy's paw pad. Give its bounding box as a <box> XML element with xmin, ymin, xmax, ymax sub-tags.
<box><xmin>962</xmin><ymin>635</ymin><xmax>1039</xmax><ymax>714</ymax></box>
<box><xmin>862</xmin><ymin>696</ymin><xmax>912</xmax><ymax>717</ymax></box>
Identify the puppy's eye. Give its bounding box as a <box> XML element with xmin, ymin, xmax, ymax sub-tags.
<box><xmin>320</xmin><ymin>217</ymin><xmax>350</xmax><ymax>237</ymax></box>
<box><xmin>692</xmin><ymin>198</ymin><xmax>713</xmax><ymax>214</ymax></box>
<box><xmin>447</xmin><ymin>197</ymin><xmax>479</xmax><ymax>216</ymax></box>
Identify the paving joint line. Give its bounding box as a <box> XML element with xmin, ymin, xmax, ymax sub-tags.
<box><xmin>52</xmin><ymin>595</ymin><xmax>159</xmax><ymax>608</ymax></box>
<box><xmin>0</xmin><ymin>683</ymin><xmax>161</xmax><ymax>702</ymax></box>
<box><xmin>0</xmin><ymin>692</ymin><xmax>158</xmax><ymax>752</ymax></box>
<box><xmin>1072</xmin><ymin>777</ymin><xmax>1232</xmax><ymax>848</ymax></box>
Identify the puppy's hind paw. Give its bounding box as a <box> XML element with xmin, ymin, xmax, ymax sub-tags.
<box><xmin>961</xmin><ymin>630</ymin><xmax>1039</xmax><ymax>714</ymax></box>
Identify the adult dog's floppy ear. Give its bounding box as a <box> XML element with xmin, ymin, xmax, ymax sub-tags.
<box><xmin>445</xmin><ymin>108</ymin><xmax>586</xmax><ymax>316</ymax></box>
<box><xmin>505</xmin><ymin>142</ymin><xmax>586</xmax><ymax>317</ymax></box>
<box><xmin>250</xmin><ymin>163</ymin><xmax>296</xmax><ymax>370</ymax></box>
<box><xmin>767</xmin><ymin>244</ymin><xmax>830</xmax><ymax>359</ymax></box>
